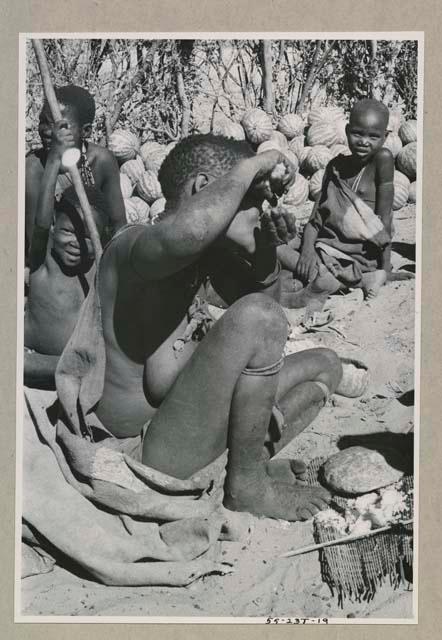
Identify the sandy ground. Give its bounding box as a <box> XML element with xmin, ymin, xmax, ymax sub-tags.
<box><xmin>20</xmin><ymin>203</ymin><xmax>416</xmax><ymax>620</ymax></box>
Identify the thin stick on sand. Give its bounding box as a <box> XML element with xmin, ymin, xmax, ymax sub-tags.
<box><xmin>279</xmin><ymin>518</ymin><xmax>413</xmax><ymax>558</ymax></box>
<box><xmin>31</xmin><ymin>39</ymin><xmax>103</xmax><ymax>263</ymax></box>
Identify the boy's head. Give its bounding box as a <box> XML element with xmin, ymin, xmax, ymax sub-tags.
<box><xmin>159</xmin><ymin>134</ymin><xmax>261</xmax><ymax>254</ymax></box>
<box><xmin>39</xmin><ymin>85</ymin><xmax>96</xmax><ymax>151</ymax></box>
<box><xmin>346</xmin><ymin>99</ymin><xmax>389</xmax><ymax>162</ymax></box>
<box><xmin>53</xmin><ymin>186</ymin><xmax>105</xmax><ymax>269</ymax></box>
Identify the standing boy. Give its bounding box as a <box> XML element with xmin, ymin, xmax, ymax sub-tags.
<box><xmin>25</xmin><ymin>85</ymin><xmax>125</xmax><ymax>261</ymax></box>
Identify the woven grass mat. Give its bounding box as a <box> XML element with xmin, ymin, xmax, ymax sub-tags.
<box><xmin>305</xmin><ymin>456</ymin><xmax>413</xmax><ymax>607</ymax></box>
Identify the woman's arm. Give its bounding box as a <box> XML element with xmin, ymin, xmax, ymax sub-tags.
<box><xmin>129</xmin><ymin>150</ymin><xmax>293</xmax><ymax>281</ymax></box>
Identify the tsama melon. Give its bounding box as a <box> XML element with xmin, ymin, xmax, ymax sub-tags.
<box><xmin>269</xmin><ymin>130</ymin><xmax>289</xmax><ymax>149</ymax></box>
<box><xmin>335</xmin><ymin>118</ymin><xmax>348</xmax><ymax>145</ymax></box>
<box><xmin>408</xmin><ymin>181</ymin><xmax>417</xmax><ymax>204</ymax></box>
<box><xmin>136</xmin><ymin>170</ymin><xmax>163</xmax><ymax>204</ymax></box>
<box><xmin>149</xmin><ymin>197</ymin><xmax>166</xmax><ymax>222</ymax></box>
<box><xmin>108</xmin><ymin>129</ymin><xmax>140</xmax><ymax>163</ymax></box>
<box><xmin>307</xmin><ymin>106</ymin><xmax>345</xmax><ymax>126</ymax></box>
<box><xmin>393</xmin><ymin>170</ymin><xmax>410</xmax><ymax>210</ymax></box>
<box><xmin>306</xmin><ymin>121</ymin><xmax>339</xmax><ymax>148</ymax></box>
<box><xmin>241</xmin><ymin>108</ymin><xmax>273</xmax><ymax>145</ymax></box>
<box><xmin>398</xmin><ymin>120</ymin><xmax>417</xmax><ymax>146</ymax></box>
<box><xmin>289</xmin><ymin>135</ymin><xmax>305</xmax><ymax>158</ymax></box>
<box><xmin>277</xmin><ymin>113</ymin><xmax>305</xmax><ymax>139</ymax></box>
<box><xmin>283</xmin><ymin>149</ymin><xmax>299</xmax><ymax>172</ymax></box>
<box><xmin>383</xmin><ymin>132</ymin><xmax>403</xmax><ymax>158</ymax></box>
<box><xmin>283</xmin><ymin>173</ymin><xmax>309</xmax><ymax>207</ymax></box>
<box><xmin>298</xmin><ymin>146</ymin><xmax>312</xmax><ymax>168</ymax></box>
<box><xmin>329</xmin><ymin>143</ymin><xmax>351</xmax><ymax>158</ymax></box>
<box><xmin>124</xmin><ymin>197</ymin><xmax>150</xmax><ymax>224</ymax></box>
<box><xmin>387</xmin><ymin>109</ymin><xmax>402</xmax><ymax>134</ymax></box>
<box><xmin>120</xmin><ymin>156</ymin><xmax>145</xmax><ymax>185</ymax></box>
<box><xmin>257</xmin><ymin>139</ymin><xmax>283</xmax><ymax>154</ymax></box>
<box><xmin>302</xmin><ymin>145</ymin><xmax>332</xmax><ymax>175</ymax></box>
<box><xmin>396</xmin><ymin>142</ymin><xmax>417</xmax><ymax>181</ymax></box>
<box><xmin>213</xmin><ymin>119</ymin><xmax>246</xmax><ymax>141</ymax></box>
<box><xmin>309</xmin><ymin>169</ymin><xmax>326</xmax><ymax>200</ymax></box>
<box><xmin>140</xmin><ymin>140</ymin><xmax>164</xmax><ymax>166</ymax></box>
<box><xmin>120</xmin><ymin>173</ymin><xmax>133</xmax><ymax>199</ymax></box>
<box><xmin>143</xmin><ymin>144</ymin><xmax>169</xmax><ymax>174</ymax></box>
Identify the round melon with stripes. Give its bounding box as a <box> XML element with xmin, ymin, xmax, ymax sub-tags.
<box><xmin>288</xmin><ymin>135</ymin><xmax>305</xmax><ymax>158</ymax></box>
<box><xmin>213</xmin><ymin>119</ymin><xmax>246</xmax><ymax>141</ymax></box>
<box><xmin>120</xmin><ymin>156</ymin><xmax>145</xmax><ymax>185</ymax></box>
<box><xmin>309</xmin><ymin>169</ymin><xmax>326</xmax><ymax>201</ymax></box>
<box><xmin>396</xmin><ymin>142</ymin><xmax>417</xmax><ymax>181</ymax></box>
<box><xmin>387</xmin><ymin>109</ymin><xmax>402</xmax><ymax>134</ymax></box>
<box><xmin>269</xmin><ymin>130</ymin><xmax>289</xmax><ymax>149</ymax></box>
<box><xmin>383</xmin><ymin>132</ymin><xmax>403</xmax><ymax>158</ymax></box>
<box><xmin>283</xmin><ymin>173</ymin><xmax>309</xmax><ymax>207</ymax></box>
<box><xmin>393</xmin><ymin>170</ymin><xmax>410</xmax><ymax>210</ymax></box>
<box><xmin>143</xmin><ymin>144</ymin><xmax>169</xmax><ymax>175</ymax></box>
<box><xmin>334</xmin><ymin>118</ymin><xmax>348</xmax><ymax>145</ymax></box>
<box><xmin>257</xmin><ymin>139</ymin><xmax>283</xmax><ymax>154</ymax></box>
<box><xmin>241</xmin><ymin>108</ymin><xmax>273</xmax><ymax>145</ymax></box>
<box><xmin>119</xmin><ymin>173</ymin><xmax>133</xmax><ymax>199</ymax></box>
<box><xmin>307</xmin><ymin>105</ymin><xmax>346</xmax><ymax>127</ymax></box>
<box><xmin>136</xmin><ymin>170</ymin><xmax>163</xmax><ymax>204</ymax></box>
<box><xmin>124</xmin><ymin>197</ymin><xmax>150</xmax><ymax>224</ymax></box>
<box><xmin>302</xmin><ymin>145</ymin><xmax>332</xmax><ymax>176</ymax></box>
<box><xmin>398</xmin><ymin>120</ymin><xmax>417</xmax><ymax>145</ymax></box>
<box><xmin>149</xmin><ymin>197</ymin><xmax>166</xmax><ymax>222</ymax></box>
<box><xmin>277</xmin><ymin>113</ymin><xmax>305</xmax><ymax>139</ymax></box>
<box><xmin>306</xmin><ymin>121</ymin><xmax>339</xmax><ymax>148</ymax></box>
<box><xmin>108</xmin><ymin>129</ymin><xmax>140</xmax><ymax>163</ymax></box>
<box><xmin>329</xmin><ymin>143</ymin><xmax>351</xmax><ymax>158</ymax></box>
<box><xmin>140</xmin><ymin>140</ymin><xmax>164</xmax><ymax>167</ymax></box>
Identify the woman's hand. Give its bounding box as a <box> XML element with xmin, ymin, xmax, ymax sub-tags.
<box><xmin>251</xmin><ymin>150</ymin><xmax>297</xmax><ymax>204</ymax></box>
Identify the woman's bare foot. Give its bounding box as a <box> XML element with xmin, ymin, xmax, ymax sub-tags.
<box><xmin>224</xmin><ymin>467</ymin><xmax>331</xmax><ymax>521</ymax></box>
<box><xmin>362</xmin><ymin>269</ymin><xmax>387</xmax><ymax>299</ymax></box>
<box><xmin>266</xmin><ymin>458</ymin><xmax>308</xmax><ymax>483</ymax></box>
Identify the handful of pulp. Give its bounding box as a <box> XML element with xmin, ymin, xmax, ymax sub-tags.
<box><xmin>314</xmin><ymin>485</ymin><xmax>411</xmax><ymax>538</ymax></box>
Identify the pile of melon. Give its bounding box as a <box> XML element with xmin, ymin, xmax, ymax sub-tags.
<box><xmin>108</xmin><ymin>106</ymin><xmax>417</xmax><ymax>226</ymax></box>
<box><xmin>108</xmin><ymin>129</ymin><xmax>174</xmax><ymax>224</ymax></box>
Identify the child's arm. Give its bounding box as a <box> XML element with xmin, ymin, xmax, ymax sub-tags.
<box><xmin>95</xmin><ymin>148</ymin><xmax>126</xmax><ymax>233</ymax></box>
<box><xmin>295</xmin><ymin>210</ymin><xmax>320</xmax><ymax>283</ymax></box>
<box><xmin>375</xmin><ymin>148</ymin><xmax>395</xmax><ymax>271</ymax></box>
<box><xmin>29</xmin><ymin>120</ymin><xmax>75</xmax><ymax>272</ymax></box>
<box><xmin>129</xmin><ymin>150</ymin><xmax>294</xmax><ymax>281</ymax></box>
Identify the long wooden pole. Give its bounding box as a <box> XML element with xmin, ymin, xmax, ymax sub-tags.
<box><xmin>279</xmin><ymin>518</ymin><xmax>413</xmax><ymax>559</ymax></box>
<box><xmin>31</xmin><ymin>39</ymin><xmax>103</xmax><ymax>262</ymax></box>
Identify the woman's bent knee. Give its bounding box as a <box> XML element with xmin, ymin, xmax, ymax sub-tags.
<box><xmin>230</xmin><ymin>293</ymin><xmax>288</xmax><ymax>343</ymax></box>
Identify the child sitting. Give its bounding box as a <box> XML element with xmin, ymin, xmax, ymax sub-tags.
<box><xmin>25</xmin><ymin>84</ymin><xmax>125</xmax><ymax>263</ymax></box>
<box><xmin>24</xmin><ymin>120</ymin><xmax>106</xmax><ymax>389</ymax></box>
<box><xmin>278</xmin><ymin>99</ymin><xmax>395</xmax><ymax>309</ymax></box>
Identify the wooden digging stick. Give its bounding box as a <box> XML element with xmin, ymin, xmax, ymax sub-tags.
<box><xmin>279</xmin><ymin>518</ymin><xmax>413</xmax><ymax>559</ymax></box>
<box><xmin>31</xmin><ymin>39</ymin><xmax>103</xmax><ymax>262</ymax></box>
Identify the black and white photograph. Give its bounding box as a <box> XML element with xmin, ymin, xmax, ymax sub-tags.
<box><xmin>17</xmin><ymin>34</ymin><xmax>421</xmax><ymax>622</ymax></box>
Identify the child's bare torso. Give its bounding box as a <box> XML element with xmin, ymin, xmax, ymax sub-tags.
<box><xmin>336</xmin><ymin>154</ymin><xmax>378</xmax><ymax>210</ymax></box>
<box><xmin>25</xmin><ymin>255</ymin><xmax>95</xmax><ymax>355</ymax></box>
<box><xmin>96</xmin><ymin>227</ymin><xmax>204</xmax><ymax>437</ymax></box>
